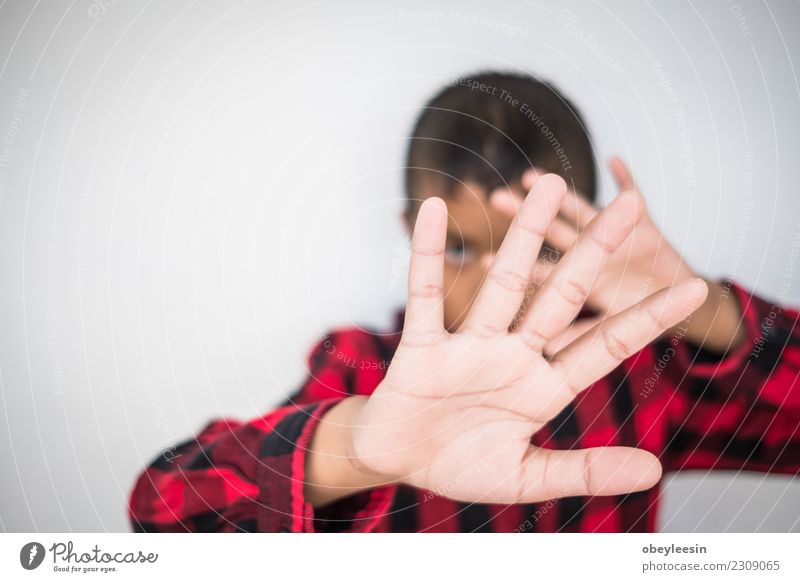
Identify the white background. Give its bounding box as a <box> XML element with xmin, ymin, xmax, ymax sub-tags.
<box><xmin>0</xmin><ymin>0</ymin><xmax>798</xmax><ymax>532</ymax></box>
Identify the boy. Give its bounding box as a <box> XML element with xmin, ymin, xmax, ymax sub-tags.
<box><xmin>129</xmin><ymin>71</ymin><xmax>800</xmax><ymax>532</ymax></box>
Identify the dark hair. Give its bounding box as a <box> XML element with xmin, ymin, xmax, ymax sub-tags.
<box><xmin>404</xmin><ymin>71</ymin><xmax>596</xmax><ymax>214</ymax></box>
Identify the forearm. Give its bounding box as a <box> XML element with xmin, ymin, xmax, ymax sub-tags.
<box><xmin>675</xmin><ymin>279</ymin><xmax>746</xmax><ymax>355</ymax></box>
<box><xmin>304</xmin><ymin>396</ymin><xmax>393</xmax><ymax>508</ymax></box>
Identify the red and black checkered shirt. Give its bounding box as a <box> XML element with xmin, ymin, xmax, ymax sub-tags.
<box><xmin>129</xmin><ymin>281</ymin><xmax>800</xmax><ymax>532</ymax></box>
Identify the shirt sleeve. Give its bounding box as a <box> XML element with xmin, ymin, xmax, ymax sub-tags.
<box><xmin>662</xmin><ymin>280</ymin><xmax>800</xmax><ymax>473</ymax></box>
<box><xmin>128</xmin><ymin>331</ymin><xmax>396</xmax><ymax>532</ymax></box>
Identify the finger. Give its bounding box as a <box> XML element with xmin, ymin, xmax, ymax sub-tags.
<box><xmin>517</xmin><ymin>190</ymin><xmax>644</xmax><ymax>351</ymax></box>
<box><xmin>542</xmin><ymin>316</ymin><xmax>604</xmax><ymax>358</ymax></box>
<box><xmin>525</xmin><ymin>170</ymin><xmax>597</xmax><ymax>231</ymax></box>
<box><xmin>463</xmin><ymin>174</ymin><xmax>566</xmax><ymax>335</ymax></box>
<box><xmin>547</xmin><ymin>216</ymin><xmax>578</xmax><ymax>252</ymax></box>
<box><xmin>490</xmin><ymin>190</ymin><xmax>573</xmax><ymax>259</ymax></box>
<box><xmin>489</xmin><ymin>168</ymin><xmax>547</xmax><ymax>218</ymax></box>
<box><xmin>489</xmin><ymin>187</ymin><xmax>522</xmax><ymax>218</ymax></box>
<box><xmin>507</xmin><ymin>261</ymin><xmax>557</xmax><ymax>335</ymax></box>
<box><xmin>609</xmin><ymin>157</ymin><xmax>637</xmax><ymax>192</ymax></box>
<box><xmin>492</xmin><ymin>191</ymin><xmax>581</xmax><ymax>253</ymax></box>
<box><xmin>403</xmin><ymin>197</ymin><xmax>447</xmax><ymax>343</ymax></box>
<box><xmin>478</xmin><ymin>254</ymin><xmax>556</xmax><ymax>302</ymax></box>
<box><xmin>550</xmin><ymin>278</ymin><xmax>708</xmax><ymax>393</ymax></box>
<box><xmin>558</xmin><ymin>189</ymin><xmax>598</xmax><ymax>230</ymax></box>
<box><xmin>520</xmin><ymin>446</ymin><xmax>662</xmax><ymax>501</ymax></box>
<box><xmin>521</xmin><ymin>168</ymin><xmax>546</xmax><ymax>191</ymax></box>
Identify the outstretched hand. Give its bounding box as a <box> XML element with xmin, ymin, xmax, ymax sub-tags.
<box><xmin>348</xmin><ymin>173</ymin><xmax>708</xmax><ymax>505</ymax></box>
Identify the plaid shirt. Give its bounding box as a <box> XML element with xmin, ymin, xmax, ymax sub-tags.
<box><xmin>129</xmin><ymin>281</ymin><xmax>800</xmax><ymax>532</ymax></box>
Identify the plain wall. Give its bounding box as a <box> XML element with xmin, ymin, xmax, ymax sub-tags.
<box><xmin>0</xmin><ymin>0</ymin><xmax>798</xmax><ymax>532</ymax></box>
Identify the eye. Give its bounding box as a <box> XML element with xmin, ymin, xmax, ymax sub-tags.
<box><xmin>444</xmin><ymin>239</ymin><xmax>475</xmax><ymax>266</ymax></box>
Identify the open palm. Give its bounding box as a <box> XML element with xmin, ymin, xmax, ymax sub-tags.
<box><xmin>351</xmin><ymin>174</ymin><xmax>708</xmax><ymax>504</ymax></box>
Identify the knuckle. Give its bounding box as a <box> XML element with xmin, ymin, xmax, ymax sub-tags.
<box><xmin>411</xmin><ymin>246</ymin><xmax>444</xmax><ymax>257</ymax></box>
<box><xmin>589</xmin><ymin>230</ymin><xmax>619</xmax><ymax>254</ymax></box>
<box><xmin>582</xmin><ymin>449</ymin><xmax>595</xmax><ymax>494</ymax></box>
<box><xmin>642</xmin><ymin>300</ymin><xmax>668</xmax><ymax>329</ymax></box>
<box><xmin>465</xmin><ymin>319</ymin><xmax>506</xmax><ymax>337</ymax></box>
<box><xmin>516</xmin><ymin>216</ymin><xmax>549</xmax><ymax>239</ymax></box>
<box><xmin>400</xmin><ymin>331</ymin><xmax>443</xmax><ymax>348</ymax></box>
<box><xmin>518</xmin><ymin>326</ymin><xmax>548</xmax><ymax>352</ymax></box>
<box><xmin>408</xmin><ymin>284</ymin><xmax>443</xmax><ymax>299</ymax></box>
<box><xmin>488</xmin><ymin>267</ymin><xmax>531</xmax><ymax>294</ymax></box>
<box><xmin>557</xmin><ymin>278</ymin><xmax>590</xmax><ymax>307</ymax></box>
<box><xmin>601</xmin><ymin>327</ymin><xmax>632</xmax><ymax>361</ymax></box>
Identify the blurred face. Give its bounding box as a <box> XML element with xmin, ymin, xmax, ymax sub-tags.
<box><xmin>404</xmin><ymin>179</ymin><xmax>560</xmax><ymax>332</ymax></box>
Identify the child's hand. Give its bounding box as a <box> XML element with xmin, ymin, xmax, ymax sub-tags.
<box><xmin>345</xmin><ymin>174</ymin><xmax>708</xmax><ymax>505</ymax></box>
<box><xmin>490</xmin><ymin>159</ymin><xmax>742</xmax><ymax>355</ymax></box>
<box><xmin>494</xmin><ymin>159</ymin><xmax>694</xmax><ymax>322</ymax></box>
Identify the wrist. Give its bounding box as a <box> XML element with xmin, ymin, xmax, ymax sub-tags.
<box><xmin>340</xmin><ymin>396</ymin><xmax>399</xmax><ymax>487</ymax></box>
<box><xmin>672</xmin><ymin>278</ymin><xmax>745</xmax><ymax>354</ymax></box>
<box><xmin>304</xmin><ymin>396</ymin><xmax>394</xmax><ymax>507</ymax></box>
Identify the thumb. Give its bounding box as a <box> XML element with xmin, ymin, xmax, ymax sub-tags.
<box><xmin>609</xmin><ymin>157</ymin><xmax>637</xmax><ymax>192</ymax></box>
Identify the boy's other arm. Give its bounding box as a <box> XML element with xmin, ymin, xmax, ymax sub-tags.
<box><xmin>661</xmin><ymin>283</ymin><xmax>800</xmax><ymax>474</ymax></box>
<box><xmin>678</xmin><ymin>278</ymin><xmax>746</xmax><ymax>354</ymax></box>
